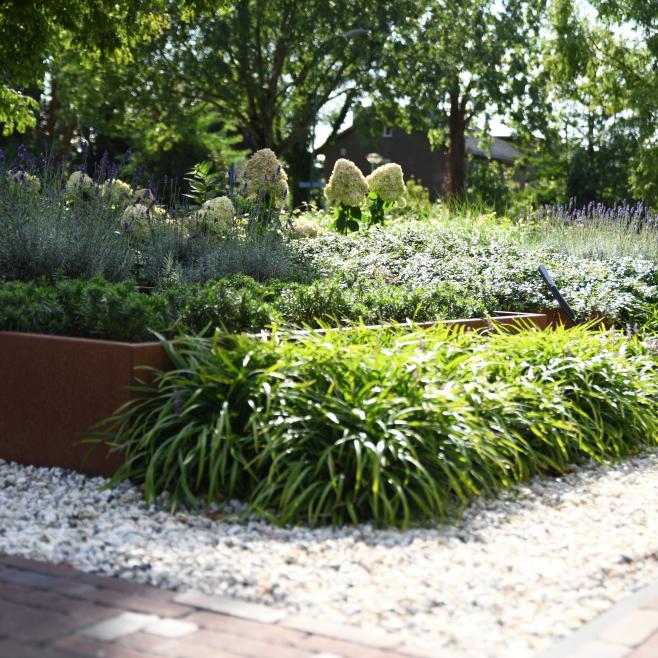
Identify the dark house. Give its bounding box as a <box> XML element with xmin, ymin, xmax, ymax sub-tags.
<box><xmin>322</xmin><ymin>126</ymin><xmax>524</xmax><ymax>199</ymax></box>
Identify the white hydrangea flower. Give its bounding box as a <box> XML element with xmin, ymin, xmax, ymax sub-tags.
<box><xmin>366</xmin><ymin>163</ymin><xmax>406</xmax><ymax>203</ymax></box>
<box><xmin>121</xmin><ymin>203</ymin><xmax>150</xmax><ymax>224</ymax></box>
<box><xmin>325</xmin><ymin>159</ymin><xmax>369</xmax><ymax>207</ymax></box>
<box><xmin>197</xmin><ymin>195</ymin><xmax>235</xmax><ymax>238</ymax></box>
<box><xmin>10</xmin><ymin>171</ymin><xmax>40</xmax><ymax>193</ymax></box>
<box><xmin>102</xmin><ymin>178</ymin><xmax>132</xmax><ymax>206</ymax></box>
<box><xmin>133</xmin><ymin>188</ymin><xmax>156</xmax><ymax>204</ymax></box>
<box><xmin>121</xmin><ymin>203</ymin><xmax>167</xmax><ymax>240</ymax></box>
<box><xmin>243</xmin><ymin>148</ymin><xmax>288</xmax><ymax>203</ymax></box>
<box><xmin>288</xmin><ymin>216</ymin><xmax>327</xmax><ymax>239</ymax></box>
<box><xmin>66</xmin><ymin>171</ymin><xmax>95</xmax><ymax>196</ymax></box>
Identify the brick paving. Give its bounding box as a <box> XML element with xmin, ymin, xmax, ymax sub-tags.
<box><xmin>3</xmin><ymin>553</ymin><xmax>658</xmax><ymax>658</ymax></box>
<box><xmin>535</xmin><ymin>577</ymin><xmax>658</xmax><ymax>658</ymax></box>
<box><xmin>0</xmin><ymin>554</ymin><xmax>457</xmax><ymax>658</ymax></box>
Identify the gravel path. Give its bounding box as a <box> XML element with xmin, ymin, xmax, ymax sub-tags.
<box><xmin>1</xmin><ymin>454</ymin><xmax>657</xmax><ymax>658</ymax></box>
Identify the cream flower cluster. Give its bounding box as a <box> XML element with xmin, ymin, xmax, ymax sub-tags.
<box><xmin>366</xmin><ymin>163</ymin><xmax>406</xmax><ymax>203</ymax></box>
<box><xmin>121</xmin><ymin>203</ymin><xmax>150</xmax><ymax>224</ymax></box>
<box><xmin>197</xmin><ymin>195</ymin><xmax>235</xmax><ymax>238</ymax></box>
<box><xmin>133</xmin><ymin>188</ymin><xmax>155</xmax><ymax>204</ymax></box>
<box><xmin>243</xmin><ymin>148</ymin><xmax>288</xmax><ymax>203</ymax></box>
<box><xmin>102</xmin><ymin>178</ymin><xmax>132</xmax><ymax>206</ymax></box>
<box><xmin>10</xmin><ymin>171</ymin><xmax>40</xmax><ymax>193</ymax></box>
<box><xmin>288</xmin><ymin>216</ymin><xmax>326</xmax><ymax>239</ymax></box>
<box><xmin>66</xmin><ymin>171</ymin><xmax>95</xmax><ymax>196</ymax></box>
<box><xmin>325</xmin><ymin>159</ymin><xmax>369</xmax><ymax>207</ymax></box>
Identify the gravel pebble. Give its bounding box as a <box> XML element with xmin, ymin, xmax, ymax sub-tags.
<box><xmin>1</xmin><ymin>454</ymin><xmax>657</xmax><ymax>658</ymax></box>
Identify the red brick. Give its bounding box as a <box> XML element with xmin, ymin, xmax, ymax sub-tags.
<box><xmin>0</xmin><ymin>555</ymin><xmax>81</xmax><ymax>579</ymax></box>
<box><xmin>54</xmin><ymin>634</ymin><xmax>163</xmax><ymax>658</ymax></box>
<box><xmin>281</xmin><ymin>615</ymin><xmax>399</xmax><ymax>649</ymax></box>
<box><xmin>117</xmin><ymin>631</ymin><xmax>179</xmax><ymax>654</ymax></box>
<box><xmin>118</xmin><ymin>632</ymin><xmax>238</xmax><ymax>657</ymax></box>
<box><xmin>153</xmin><ymin>639</ymin><xmax>242</xmax><ymax>658</ymax></box>
<box><xmin>599</xmin><ymin>610</ymin><xmax>658</xmax><ymax>647</ymax></box>
<box><xmin>76</xmin><ymin>574</ymin><xmax>174</xmax><ymax>601</ymax></box>
<box><xmin>0</xmin><ymin>582</ymin><xmax>61</xmax><ymax>608</ymax></box>
<box><xmin>186</xmin><ymin>628</ymin><xmax>315</xmax><ymax>658</ymax></box>
<box><xmin>174</xmin><ymin>591</ymin><xmax>285</xmax><ymax>623</ymax></box>
<box><xmin>85</xmin><ymin>589</ymin><xmax>190</xmax><ymax>617</ymax></box>
<box><xmin>299</xmin><ymin>634</ymin><xmax>403</xmax><ymax>658</ymax></box>
<box><xmin>629</xmin><ymin>630</ymin><xmax>658</xmax><ymax>657</ymax></box>
<box><xmin>0</xmin><ymin>567</ymin><xmax>62</xmax><ymax>590</ymax></box>
<box><xmin>0</xmin><ymin>638</ymin><xmax>71</xmax><ymax>658</ymax></box>
<box><xmin>185</xmin><ymin>611</ymin><xmax>307</xmax><ymax>645</ymax></box>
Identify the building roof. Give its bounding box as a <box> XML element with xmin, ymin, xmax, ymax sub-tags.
<box><xmin>465</xmin><ymin>135</ymin><xmax>524</xmax><ymax>163</ymax></box>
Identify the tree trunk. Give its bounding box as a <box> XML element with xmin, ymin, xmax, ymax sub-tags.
<box><xmin>445</xmin><ymin>90</ymin><xmax>467</xmax><ymax>198</ymax></box>
<box><xmin>283</xmin><ymin>141</ymin><xmax>312</xmax><ymax>208</ymax></box>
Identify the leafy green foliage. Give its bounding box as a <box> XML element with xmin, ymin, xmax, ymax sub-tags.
<box><xmin>0</xmin><ymin>272</ymin><xmax>486</xmax><ymax>340</ymax></box>
<box><xmin>99</xmin><ymin>324</ymin><xmax>658</xmax><ymax>526</ymax></box>
<box><xmin>183</xmin><ymin>161</ymin><xmax>223</xmax><ymax>206</ymax></box>
<box><xmin>334</xmin><ymin>203</ymin><xmax>361</xmax><ymax>234</ymax></box>
<box><xmin>0</xmin><ymin>276</ymin><xmax>174</xmax><ymax>342</ymax></box>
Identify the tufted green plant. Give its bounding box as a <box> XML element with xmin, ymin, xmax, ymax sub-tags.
<box><xmin>99</xmin><ymin>323</ymin><xmax>658</xmax><ymax>526</ymax></box>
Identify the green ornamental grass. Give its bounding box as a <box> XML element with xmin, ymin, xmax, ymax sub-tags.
<box><xmin>98</xmin><ymin>324</ymin><xmax>658</xmax><ymax>527</ymax></box>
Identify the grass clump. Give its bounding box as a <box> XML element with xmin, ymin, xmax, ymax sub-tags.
<box><xmin>99</xmin><ymin>324</ymin><xmax>658</xmax><ymax>527</ymax></box>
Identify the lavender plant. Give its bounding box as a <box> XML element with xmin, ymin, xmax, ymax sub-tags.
<box><xmin>520</xmin><ymin>199</ymin><xmax>658</xmax><ymax>261</ymax></box>
<box><xmin>0</xmin><ymin>148</ymin><xmax>134</xmax><ymax>282</ymax></box>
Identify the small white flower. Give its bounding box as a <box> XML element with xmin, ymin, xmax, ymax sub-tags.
<box><xmin>197</xmin><ymin>195</ymin><xmax>235</xmax><ymax>238</ymax></box>
<box><xmin>102</xmin><ymin>178</ymin><xmax>132</xmax><ymax>206</ymax></box>
<box><xmin>288</xmin><ymin>217</ymin><xmax>327</xmax><ymax>239</ymax></box>
<box><xmin>10</xmin><ymin>171</ymin><xmax>40</xmax><ymax>193</ymax></box>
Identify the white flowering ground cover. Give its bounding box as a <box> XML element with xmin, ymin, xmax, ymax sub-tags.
<box><xmin>1</xmin><ymin>454</ymin><xmax>657</xmax><ymax>658</ymax></box>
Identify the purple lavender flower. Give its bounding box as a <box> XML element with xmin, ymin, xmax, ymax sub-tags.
<box><xmin>173</xmin><ymin>388</ymin><xmax>182</xmax><ymax>414</ymax></box>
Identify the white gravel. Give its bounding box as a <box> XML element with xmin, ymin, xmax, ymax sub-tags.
<box><xmin>1</xmin><ymin>454</ymin><xmax>657</xmax><ymax>658</ymax></box>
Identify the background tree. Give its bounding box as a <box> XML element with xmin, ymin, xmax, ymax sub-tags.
<box><xmin>0</xmin><ymin>0</ymin><xmax>171</xmax><ymax>135</ymax></box>
<box><xmin>373</xmin><ymin>0</ymin><xmax>547</xmax><ymax>198</ymax></box>
<box><xmin>88</xmin><ymin>0</ymin><xmax>421</xmax><ymax>204</ymax></box>
<box><xmin>544</xmin><ymin>0</ymin><xmax>657</xmax><ymax>205</ymax></box>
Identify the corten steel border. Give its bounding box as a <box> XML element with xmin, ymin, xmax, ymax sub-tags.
<box><xmin>0</xmin><ymin>333</ymin><xmax>170</xmax><ymax>477</ymax></box>
<box><xmin>0</xmin><ymin>312</ymin><xmax>547</xmax><ymax>477</ymax></box>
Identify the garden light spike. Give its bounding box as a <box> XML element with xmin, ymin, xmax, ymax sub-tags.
<box><xmin>538</xmin><ymin>264</ymin><xmax>577</xmax><ymax>324</ymax></box>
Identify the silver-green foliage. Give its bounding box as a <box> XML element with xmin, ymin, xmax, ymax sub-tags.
<box><xmin>0</xmin><ymin>168</ymin><xmax>133</xmax><ymax>281</ymax></box>
<box><xmin>100</xmin><ymin>324</ymin><xmax>658</xmax><ymax>527</ymax></box>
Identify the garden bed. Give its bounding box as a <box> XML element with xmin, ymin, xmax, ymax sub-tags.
<box><xmin>0</xmin><ymin>311</ymin><xmax>548</xmax><ymax>477</ymax></box>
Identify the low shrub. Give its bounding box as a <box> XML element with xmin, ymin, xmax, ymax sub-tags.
<box><xmin>0</xmin><ymin>276</ymin><xmax>174</xmax><ymax>342</ymax></box>
<box><xmin>99</xmin><ymin>324</ymin><xmax>658</xmax><ymax>526</ymax></box>
<box><xmin>0</xmin><ymin>274</ymin><xmax>484</xmax><ymax>340</ymax></box>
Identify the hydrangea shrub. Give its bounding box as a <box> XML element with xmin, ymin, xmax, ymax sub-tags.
<box><xmin>324</xmin><ymin>158</ymin><xmax>369</xmax><ymax>233</ymax></box>
<box><xmin>366</xmin><ymin>163</ymin><xmax>406</xmax><ymax>227</ymax></box>
<box><xmin>197</xmin><ymin>195</ymin><xmax>235</xmax><ymax>239</ymax></box>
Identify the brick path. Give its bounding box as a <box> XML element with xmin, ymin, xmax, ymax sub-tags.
<box><xmin>535</xmin><ymin>577</ymin><xmax>658</xmax><ymax>658</ymax></box>
<box><xmin>0</xmin><ymin>554</ymin><xmax>456</xmax><ymax>658</ymax></box>
<box><xmin>3</xmin><ymin>553</ymin><xmax>658</xmax><ymax>658</ymax></box>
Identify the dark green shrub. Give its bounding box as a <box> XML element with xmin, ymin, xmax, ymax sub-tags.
<box><xmin>167</xmin><ymin>274</ymin><xmax>278</xmax><ymax>333</ymax></box>
<box><xmin>0</xmin><ymin>276</ymin><xmax>174</xmax><ymax>342</ymax></box>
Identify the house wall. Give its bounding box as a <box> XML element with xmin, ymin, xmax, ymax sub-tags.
<box><xmin>322</xmin><ymin>128</ymin><xmax>450</xmax><ymax>199</ymax></box>
<box><xmin>322</xmin><ymin>128</ymin><xmax>526</xmax><ymax>199</ymax></box>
